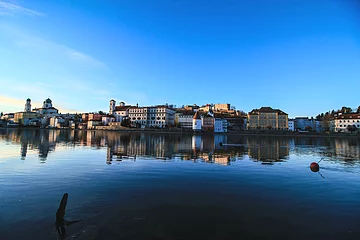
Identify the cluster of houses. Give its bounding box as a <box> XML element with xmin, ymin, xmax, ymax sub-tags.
<box><xmin>1</xmin><ymin>98</ymin><xmax>359</xmax><ymax>133</ymax></box>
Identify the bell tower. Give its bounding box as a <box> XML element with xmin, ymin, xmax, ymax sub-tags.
<box><xmin>24</xmin><ymin>98</ymin><xmax>31</xmax><ymax>112</ymax></box>
<box><xmin>109</xmin><ymin>99</ymin><xmax>116</xmax><ymax>115</ymax></box>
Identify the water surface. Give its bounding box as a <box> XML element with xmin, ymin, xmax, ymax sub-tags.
<box><xmin>0</xmin><ymin>129</ymin><xmax>360</xmax><ymax>239</ymax></box>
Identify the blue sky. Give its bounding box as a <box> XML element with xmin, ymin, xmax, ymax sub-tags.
<box><xmin>0</xmin><ymin>0</ymin><xmax>359</xmax><ymax>117</ymax></box>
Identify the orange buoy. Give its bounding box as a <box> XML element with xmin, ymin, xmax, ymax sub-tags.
<box><xmin>310</xmin><ymin>162</ymin><xmax>320</xmax><ymax>172</ymax></box>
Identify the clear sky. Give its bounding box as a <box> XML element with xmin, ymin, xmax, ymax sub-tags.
<box><xmin>0</xmin><ymin>0</ymin><xmax>359</xmax><ymax>118</ymax></box>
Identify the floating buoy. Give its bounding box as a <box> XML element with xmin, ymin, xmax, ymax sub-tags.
<box><xmin>310</xmin><ymin>162</ymin><xmax>320</xmax><ymax>172</ymax></box>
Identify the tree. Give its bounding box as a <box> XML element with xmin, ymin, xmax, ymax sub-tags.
<box><xmin>98</xmin><ymin>110</ymin><xmax>105</xmax><ymax>115</ymax></box>
<box><xmin>347</xmin><ymin>125</ymin><xmax>357</xmax><ymax>133</ymax></box>
<box><xmin>305</xmin><ymin>126</ymin><xmax>313</xmax><ymax>131</ymax></box>
<box><xmin>0</xmin><ymin>112</ymin><xmax>3</xmax><ymax>117</ymax></box>
<box><xmin>341</xmin><ymin>106</ymin><xmax>352</xmax><ymax>114</ymax></box>
<box><xmin>266</xmin><ymin>125</ymin><xmax>273</xmax><ymax>130</ymax></box>
<box><xmin>121</xmin><ymin>118</ymin><xmax>130</xmax><ymax>127</ymax></box>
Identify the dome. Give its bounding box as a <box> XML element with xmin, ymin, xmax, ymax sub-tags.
<box><xmin>26</xmin><ymin>98</ymin><xmax>31</xmax><ymax>101</ymax></box>
<box><xmin>45</xmin><ymin>98</ymin><xmax>52</xmax><ymax>104</ymax></box>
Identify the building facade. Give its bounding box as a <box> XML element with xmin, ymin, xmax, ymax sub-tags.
<box><xmin>214</xmin><ymin>118</ymin><xmax>228</xmax><ymax>132</ymax></box>
<box><xmin>247</xmin><ymin>107</ymin><xmax>288</xmax><ymax>130</ymax></box>
<box><xmin>214</xmin><ymin>103</ymin><xmax>230</xmax><ymax>112</ymax></box>
<box><xmin>288</xmin><ymin>120</ymin><xmax>295</xmax><ymax>131</ymax></box>
<box><xmin>177</xmin><ymin>113</ymin><xmax>194</xmax><ymax>129</ymax></box>
<box><xmin>192</xmin><ymin>111</ymin><xmax>202</xmax><ymax>131</ymax></box>
<box><xmin>202</xmin><ymin>115</ymin><xmax>215</xmax><ymax>132</ymax></box>
<box><xmin>33</xmin><ymin>98</ymin><xmax>59</xmax><ymax>117</ymax></box>
<box><xmin>330</xmin><ymin>113</ymin><xmax>360</xmax><ymax>132</ymax></box>
<box><xmin>128</xmin><ymin>105</ymin><xmax>176</xmax><ymax>128</ymax></box>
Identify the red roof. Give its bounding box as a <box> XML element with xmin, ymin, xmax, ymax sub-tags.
<box><xmin>114</xmin><ymin>106</ymin><xmax>131</xmax><ymax>111</ymax></box>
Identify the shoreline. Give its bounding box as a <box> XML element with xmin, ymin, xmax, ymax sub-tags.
<box><xmin>1</xmin><ymin>126</ymin><xmax>359</xmax><ymax>138</ymax></box>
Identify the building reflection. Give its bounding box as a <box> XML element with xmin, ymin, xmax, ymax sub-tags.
<box><xmin>1</xmin><ymin>129</ymin><xmax>359</xmax><ymax>166</ymax></box>
<box><xmin>247</xmin><ymin>137</ymin><xmax>290</xmax><ymax>163</ymax></box>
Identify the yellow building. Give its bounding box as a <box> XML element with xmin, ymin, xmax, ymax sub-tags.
<box><xmin>14</xmin><ymin>112</ymin><xmax>41</xmax><ymax>125</ymax></box>
<box><xmin>247</xmin><ymin>107</ymin><xmax>288</xmax><ymax>130</ymax></box>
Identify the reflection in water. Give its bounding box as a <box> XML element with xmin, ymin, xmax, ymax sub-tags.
<box><xmin>1</xmin><ymin>129</ymin><xmax>360</xmax><ymax>240</ymax></box>
<box><xmin>1</xmin><ymin>129</ymin><xmax>360</xmax><ymax>166</ymax></box>
<box><xmin>247</xmin><ymin>136</ymin><xmax>290</xmax><ymax>163</ymax></box>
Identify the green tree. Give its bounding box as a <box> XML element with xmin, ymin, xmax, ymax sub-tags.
<box><xmin>341</xmin><ymin>106</ymin><xmax>352</xmax><ymax>114</ymax></box>
<box><xmin>347</xmin><ymin>125</ymin><xmax>357</xmax><ymax>133</ymax></box>
<box><xmin>305</xmin><ymin>126</ymin><xmax>313</xmax><ymax>131</ymax></box>
<box><xmin>121</xmin><ymin>118</ymin><xmax>130</xmax><ymax>127</ymax></box>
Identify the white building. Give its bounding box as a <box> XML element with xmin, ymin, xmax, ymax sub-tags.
<box><xmin>288</xmin><ymin>120</ymin><xmax>295</xmax><ymax>131</ymax></box>
<box><xmin>192</xmin><ymin>111</ymin><xmax>202</xmax><ymax>131</ymax></box>
<box><xmin>33</xmin><ymin>98</ymin><xmax>59</xmax><ymax>117</ymax></box>
<box><xmin>128</xmin><ymin>105</ymin><xmax>176</xmax><ymax>128</ymax></box>
<box><xmin>330</xmin><ymin>113</ymin><xmax>360</xmax><ymax>132</ymax></box>
<box><xmin>178</xmin><ymin>113</ymin><xmax>194</xmax><ymax>129</ymax></box>
<box><xmin>102</xmin><ymin>115</ymin><xmax>116</xmax><ymax>126</ymax></box>
<box><xmin>87</xmin><ymin>120</ymin><xmax>102</xmax><ymax>129</ymax></box>
<box><xmin>214</xmin><ymin>118</ymin><xmax>228</xmax><ymax>132</ymax></box>
<box><xmin>49</xmin><ymin>116</ymin><xmax>65</xmax><ymax>128</ymax></box>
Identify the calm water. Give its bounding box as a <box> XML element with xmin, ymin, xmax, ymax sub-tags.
<box><xmin>1</xmin><ymin>129</ymin><xmax>360</xmax><ymax>240</ymax></box>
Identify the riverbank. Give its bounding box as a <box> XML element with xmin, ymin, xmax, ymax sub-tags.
<box><xmin>1</xmin><ymin>126</ymin><xmax>359</xmax><ymax>138</ymax></box>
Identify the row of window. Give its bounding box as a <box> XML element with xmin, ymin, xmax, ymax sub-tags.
<box><xmin>339</xmin><ymin>120</ymin><xmax>359</xmax><ymax>123</ymax></box>
<box><xmin>338</xmin><ymin>124</ymin><xmax>360</xmax><ymax>128</ymax></box>
<box><xmin>131</xmin><ymin>117</ymin><xmax>166</xmax><ymax>120</ymax></box>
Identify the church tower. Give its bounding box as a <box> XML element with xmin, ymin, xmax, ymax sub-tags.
<box><xmin>24</xmin><ymin>98</ymin><xmax>31</xmax><ymax>112</ymax></box>
<box><xmin>109</xmin><ymin>99</ymin><xmax>116</xmax><ymax>115</ymax></box>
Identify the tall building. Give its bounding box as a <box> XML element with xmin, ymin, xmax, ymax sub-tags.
<box><xmin>192</xmin><ymin>111</ymin><xmax>202</xmax><ymax>131</ymax></box>
<box><xmin>247</xmin><ymin>107</ymin><xmax>288</xmax><ymax>130</ymax></box>
<box><xmin>24</xmin><ymin>98</ymin><xmax>31</xmax><ymax>112</ymax></box>
<box><xmin>109</xmin><ymin>99</ymin><xmax>116</xmax><ymax>115</ymax></box>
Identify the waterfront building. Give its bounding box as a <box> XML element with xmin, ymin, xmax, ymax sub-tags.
<box><xmin>202</xmin><ymin>114</ymin><xmax>215</xmax><ymax>132</ymax></box>
<box><xmin>87</xmin><ymin>120</ymin><xmax>102</xmax><ymax>129</ymax></box>
<box><xmin>49</xmin><ymin>116</ymin><xmax>65</xmax><ymax>128</ymax></box>
<box><xmin>223</xmin><ymin>116</ymin><xmax>247</xmax><ymax>131</ymax></box>
<box><xmin>288</xmin><ymin>120</ymin><xmax>295</xmax><ymax>131</ymax></box>
<box><xmin>192</xmin><ymin>111</ymin><xmax>202</xmax><ymax>131</ymax></box>
<box><xmin>177</xmin><ymin>112</ymin><xmax>194</xmax><ymax>129</ymax></box>
<box><xmin>14</xmin><ymin>112</ymin><xmax>41</xmax><ymax>126</ymax></box>
<box><xmin>294</xmin><ymin>117</ymin><xmax>315</xmax><ymax>131</ymax></box>
<box><xmin>214</xmin><ymin>118</ymin><xmax>228</xmax><ymax>132</ymax></box>
<box><xmin>33</xmin><ymin>98</ymin><xmax>59</xmax><ymax>117</ymax></box>
<box><xmin>88</xmin><ymin>113</ymin><xmax>103</xmax><ymax>121</ymax></box>
<box><xmin>330</xmin><ymin>113</ymin><xmax>360</xmax><ymax>133</ymax></box>
<box><xmin>102</xmin><ymin>115</ymin><xmax>116</xmax><ymax>126</ymax></box>
<box><xmin>1</xmin><ymin>113</ymin><xmax>14</xmax><ymax>121</ymax></box>
<box><xmin>113</xmin><ymin>103</ymin><xmax>131</xmax><ymax>123</ymax></box>
<box><xmin>247</xmin><ymin>107</ymin><xmax>288</xmax><ymax>130</ymax></box>
<box><xmin>128</xmin><ymin>105</ymin><xmax>176</xmax><ymax>128</ymax></box>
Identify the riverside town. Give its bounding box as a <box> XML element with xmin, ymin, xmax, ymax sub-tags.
<box><xmin>1</xmin><ymin>97</ymin><xmax>359</xmax><ymax>134</ymax></box>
